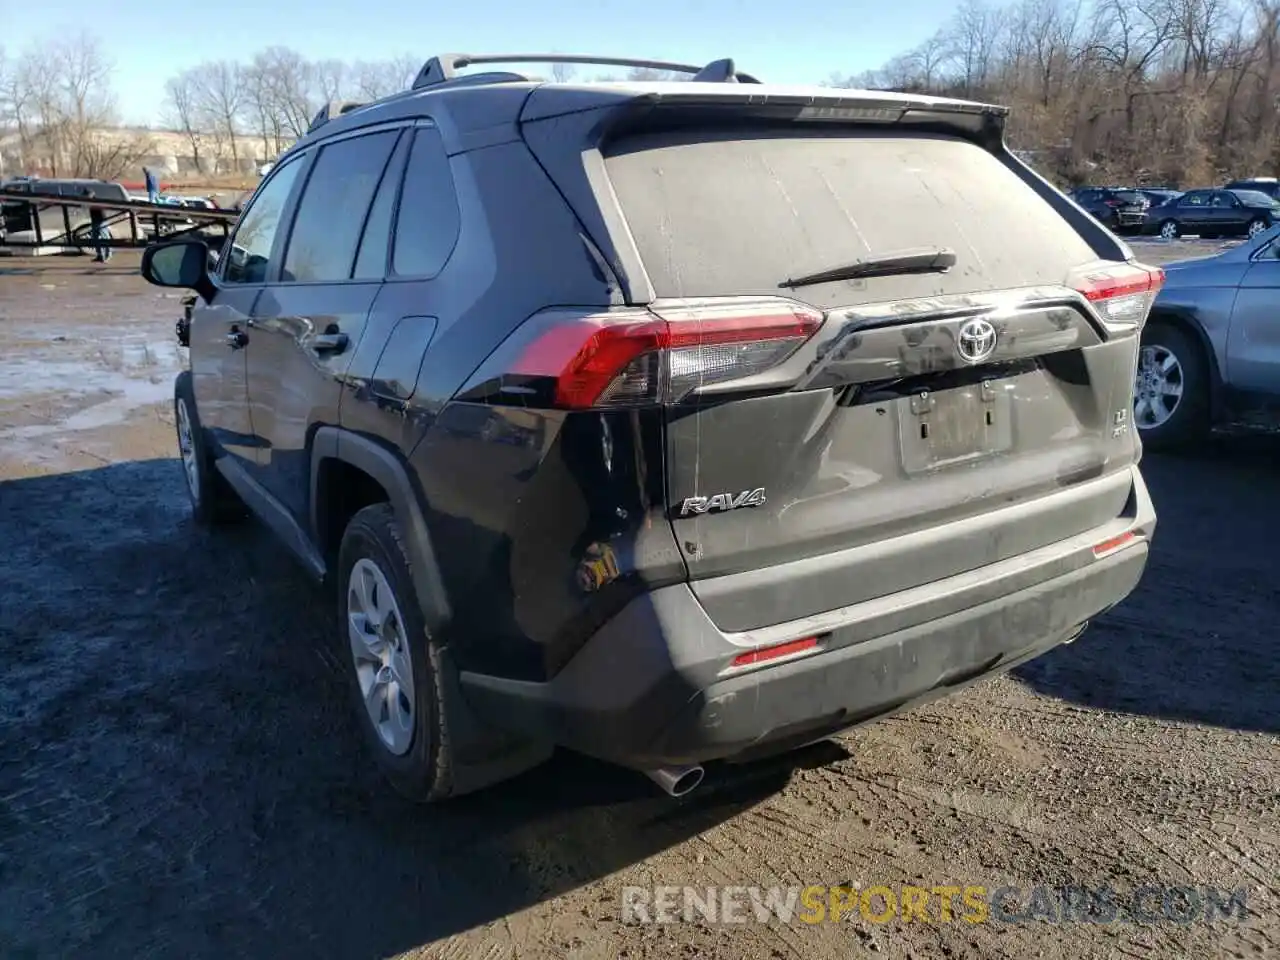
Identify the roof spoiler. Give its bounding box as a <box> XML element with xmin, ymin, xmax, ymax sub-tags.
<box><xmin>409</xmin><ymin>53</ymin><xmax>760</xmax><ymax>90</ymax></box>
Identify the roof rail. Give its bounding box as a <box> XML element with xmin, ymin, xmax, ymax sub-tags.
<box><xmin>307</xmin><ymin>100</ymin><xmax>367</xmax><ymax>134</ymax></box>
<box><xmin>410</xmin><ymin>53</ymin><xmax>759</xmax><ymax>90</ymax></box>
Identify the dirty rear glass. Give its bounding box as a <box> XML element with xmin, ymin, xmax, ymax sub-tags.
<box><xmin>602</xmin><ymin>127</ymin><xmax>1098</xmax><ymax>309</ymax></box>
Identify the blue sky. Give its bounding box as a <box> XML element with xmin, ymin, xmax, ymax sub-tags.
<box><xmin>4</xmin><ymin>0</ymin><xmax>947</xmax><ymax>125</ymax></box>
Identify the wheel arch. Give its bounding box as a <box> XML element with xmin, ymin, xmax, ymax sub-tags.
<box><xmin>309</xmin><ymin>425</ymin><xmax>552</xmax><ymax>794</ymax></box>
<box><xmin>1144</xmin><ymin>306</ymin><xmax>1225</xmax><ymax>419</ymax></box>
<box><xmin>310</xmin><ymin>426</ymin><xmax>452</xmax><ymax>633</ymax></box>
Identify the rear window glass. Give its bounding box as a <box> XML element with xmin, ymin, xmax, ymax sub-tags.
<box><xmin>603</xmin><ymin>127</ymin><xmax>1098</xmax><ymax>307</ymax></box>
<box><xmin>1110</xmin><ymin>191</ymin><xmax>1145</xmax><ymax>204</ymax></box>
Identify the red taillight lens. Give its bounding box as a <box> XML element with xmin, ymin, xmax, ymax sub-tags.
<box><xmin>1070</xmin><ymin>263</ymin><xmax>1165</xmax><ymax>334</ymax></box>
<box><xmin>505</xmin><ymin>299</ymin><xmax>823</xmax><ymax>409</ymax></box>
<box><xmin>730</xmin><ymin>635</ymin><xmax>820</xmax><ymax>668</ymax></box>
<box><xmin>1093</xmin><ymin>530</ymin><xmax>1138</xmax><ymax>556</ymax></box>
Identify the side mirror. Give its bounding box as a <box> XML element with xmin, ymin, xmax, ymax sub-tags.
<box><xmin>141</xmin><ymin>239</ymin><xmax>215</xmax><ymax>302</ymax></box>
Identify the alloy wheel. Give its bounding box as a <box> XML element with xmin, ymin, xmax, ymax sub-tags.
<box><xmin>348</xmin><ymin>557</ymin><xmax>416</xmax><ymax>756</ymax></box>
<box><xmin>176</xmin><ymin>397</ymin><xmax>200</xmax><ymax>502</ymax></box>
<box><xmin>1134</xmin><ymin>344</ymin><xmax>1185</xmax><ymax>428</ymax></box>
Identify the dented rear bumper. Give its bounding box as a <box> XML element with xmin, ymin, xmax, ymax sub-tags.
<box><xmin>459</xmin><ymin>466</ymin><xmax>1155</xmax><ymax>768</ymax></box>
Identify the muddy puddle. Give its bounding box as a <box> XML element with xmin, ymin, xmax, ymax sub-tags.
<box><xmin>0</xmin><ymin>320</ymin><xmax>184</xmax><ymax>466</ymax></box>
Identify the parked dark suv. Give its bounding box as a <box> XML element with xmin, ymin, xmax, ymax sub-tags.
<box><xmin>1068</xmin><ymin>187</ymin><xmax>1149</xmax><ymax>232</ymax></box>
<box><xmin>142</xmin><ymin>53</ymin><xmax>1160</xmax><ymax>802</ymax></box>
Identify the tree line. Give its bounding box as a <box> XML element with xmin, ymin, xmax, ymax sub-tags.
<box><xmin>0</xmin><ymin>33</ymin><xmax>148</xmax><ymax>180</ymax></box>
<box><xmin>0</xmin><ymin>33</ymin><xmax>424</xmax><ymax>179</ymax></box>
<box><xmin>161</xmin><ymin>49</ymin><xmax>423</xmax><ymax>174</ymax></box>
<box><xmin>0</xmin><ymin>37</ymin><xmax>685</xmax><ymax>181</ymax></box>
<box><xmin>10</xmin><ymin>6</ymin><xmax>1272</xmax><ymax>188</ymax></box>
<box><xmin>830</xmin><ymin>0</ymin><xmax>1280</xmax><ymax>187</ymax></box>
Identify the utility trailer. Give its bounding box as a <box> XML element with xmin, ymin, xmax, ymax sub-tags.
<box><xmin>0</xmin><ymin>187</ymin><xmax>238</xmax><ymax>255</ymax></box>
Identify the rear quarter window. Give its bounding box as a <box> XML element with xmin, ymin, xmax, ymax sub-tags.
<box><xmin>603</xmin><ymin>127</ymin><xmax>1098</xmax><ymax>308</ymax></box>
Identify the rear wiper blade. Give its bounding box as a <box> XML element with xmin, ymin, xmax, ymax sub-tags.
<box><xmin>779</xmin><ymin>247</ymin><xmax>957</xmax><ymax>289</ymax></box>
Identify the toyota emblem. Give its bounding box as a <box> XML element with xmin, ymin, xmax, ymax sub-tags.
<box><xmin>956</xmin><ymin>318</ymin><xmax>997</xmax><ymax>364</ymax></box>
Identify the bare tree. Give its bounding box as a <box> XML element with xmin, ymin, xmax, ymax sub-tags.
<box><xmin>192</xmin><ymin>60</ymin><xmax>245</xmax><ymax>170</ymax></box>
<box><xmin>163</xmin><ymin>69</ymin><xmax>205</xmax><ymax>174</ymax></box>
<box><xmin>351</xmin><ymin>54</ymin><xmax>419</xmax><ymax>99</ymax></box>
<box><xmin>624</xmin><ymin>67</ymin><xmax>684</xmax><ymax>81</ymax></box>
<box><xmin>0</xmin><ymin>33</ymin><xmax>149</xmax><ymax>178</ymax></box>
<box><xmin>945</xmin><ymin>0</ymin><xmax>1005</xmax><ymax>93</ymax></box>
<box><xmin>313</xmin><ymin>58</ymin><xmax>347</xmax><ymax>102</ymax></box>
<box><xmin>256</xmin><ymin>46</ymin><xmax>315</xmax><ymax>139</ymax></box>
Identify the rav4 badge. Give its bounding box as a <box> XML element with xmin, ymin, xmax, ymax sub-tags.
<box><xmin>679</xmin><ymin>488</ymin><xmax>768</xmax><ymax>517</ymax></box>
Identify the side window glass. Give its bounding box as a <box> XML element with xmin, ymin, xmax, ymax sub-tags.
<box><xmin>391</xmin><ymin>126</ymin><xmax>460</xmax><ymax>278</ymax></box>
<box><xmin>352</xmin><ymin>133</ymin><xmax>409</xmax><ymax>280</ymax></box>
<box><xmin>223</xmin><ymin>158</ymin><xmax>303</xmax><ymax>284</ymax></box>
<box><xmin>282</xmin><ymin>130</ymin><xmax>400</xmax><ymax>283</ymax></box>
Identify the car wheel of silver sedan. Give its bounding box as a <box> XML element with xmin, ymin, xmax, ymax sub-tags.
<box><xmin>1134</xmin><ymin>322</ymin><xmax>1210</xmax><ymax>450</ymax></box>
<box><xmin>1135</xmin><ymin>345</ymin><xmax>1183</xmax><ymax>429</ymax></box>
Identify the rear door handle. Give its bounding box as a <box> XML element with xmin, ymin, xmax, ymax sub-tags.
<box><xmin>225</xmin><ymin>328</ymin><xmax>248</xmax><ymax>349</ymax></box>
<box><xmin>311</xmin><ymin>332</ymin><xmax>349</xmax><ymax>355</ymax></box>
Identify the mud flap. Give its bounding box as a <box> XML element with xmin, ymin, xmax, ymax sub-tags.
<box><xmin>436</xmin><ymin>645</ymin><xmax>554</xmax><ymax>796</ymax></box>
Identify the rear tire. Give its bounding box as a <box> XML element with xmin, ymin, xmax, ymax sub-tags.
<box><xmin>1247</xmin><ymin>217</ymin><xmax>1269</xmax><ymax>239</ymax></box>
<box><xmin>1134</xmin><ymin>322</ymin><xmax>1210</xmax><ymax>450</ymax></box>
<box><xmin>1158</xmin><ymin>220</ymin><xmax>1179</xmax><ymax>240</ymax></box>
<box><xmin>338</xmin><ymin>504</ymin><xmax>455</xmax><ymax>803</ymax></box>
<box><xmin>174</xmin><ymin>371</ymin><xmax>245</xmax><ymax>525</ymax></box>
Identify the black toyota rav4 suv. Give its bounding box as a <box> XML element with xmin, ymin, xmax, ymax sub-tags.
<box><xmin>143</xmin><ymin>53</ymin><xmax>1159</xmax><ymax>801</ymax></box>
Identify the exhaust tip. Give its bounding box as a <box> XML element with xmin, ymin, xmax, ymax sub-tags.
<box><xmin>644</xmin><ymin>764</ymin><xmax>705</xmax><ymax>797</ymax></box>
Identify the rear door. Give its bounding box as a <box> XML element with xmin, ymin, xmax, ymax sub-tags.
<box><xmin>244</xmin><ymin>125</ymin><xmax>405</xmax><ymax>524</ymax></box>
<box><xmin>590</xmin><ymin>121</ymin><xmax>1146</xmax><ymax>628</ymax></box>
<box><xmin>1175</xmin><ymin>191</ymin><xmax>1213</xmax><ymax>232</ymax></box>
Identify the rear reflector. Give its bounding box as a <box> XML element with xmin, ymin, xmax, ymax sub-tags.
<box><xmin>731</xmin><ymin>635</ymin><xmax>820</xmax><ymax>667</ymax></box>
<box><xmin>1092</xmin><ymin>530</ymin><xmax>1138</xmax><ymax>556</ymax></box>
<box><xmin>1071</xmin><ymin>263</ymin><xmax>1165</xmax><ymax>334</ymax></box>
<box><xmin>503</xmin><ymin>299</ymin><xmax>823</xmax><ymax>409</ymax></box>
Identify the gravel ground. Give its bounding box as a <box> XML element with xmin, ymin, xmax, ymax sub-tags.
<box><xmin>0</xmin><ymin>247</ymin><xmax>1276</xmax><ymax>960</ymax></box>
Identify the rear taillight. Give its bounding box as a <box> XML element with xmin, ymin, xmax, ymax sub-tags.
<box><xmin>484</xmin><ymin>299</ymin><xmax>823</xmax><ymax>409</ymax></box>
<box><xmin>1071</xmin><ymin>262</ymin><xmax>1165</xmax><ymax>335</ymax></box>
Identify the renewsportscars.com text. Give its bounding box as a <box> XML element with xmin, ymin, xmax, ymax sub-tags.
<box><xmin>621</xmin><ymin>884</ymin><xmax>1250</xmax><ymax>926</ymax></box>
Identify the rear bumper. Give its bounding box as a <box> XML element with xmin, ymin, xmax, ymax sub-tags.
<box><xmin>460</xmin><ymin>467</ymin><xmax>1155</xmax><ymax>768</ymax></box>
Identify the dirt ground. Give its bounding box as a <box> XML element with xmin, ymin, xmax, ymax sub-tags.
<box><xmin>0</xmin><ymin>248</ymin><xmax>1276</xmax><ymax>960</ymax></box>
